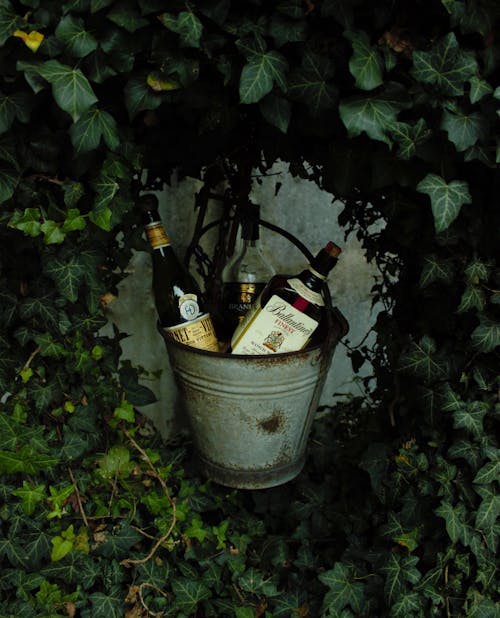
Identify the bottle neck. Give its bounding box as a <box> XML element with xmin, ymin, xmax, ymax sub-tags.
<box><xmin>142</xmin><ymin>210</ymin><xmax>171</xmax><ymax>250</ymax></box>
<box><xmin>299</xmin><ymin>248</ymin><xmax>339</xmax><ymax>288</ymax></box>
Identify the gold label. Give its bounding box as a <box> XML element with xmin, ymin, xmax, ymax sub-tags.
<box><xmin>165</xmin><ymin>313</ymin><xmax>219</xmax><ymax>352</ymax></box>
<box><xmin>145</xmin><ymin>222</ymin><xmax>170</xmax><ymax>249</ymax></box>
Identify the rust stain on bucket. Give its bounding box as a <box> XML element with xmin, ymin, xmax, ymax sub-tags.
<box><xmin>258</xmin><ymin>411</ymin><xmax>285</xmax><ymax>434</ymax></box>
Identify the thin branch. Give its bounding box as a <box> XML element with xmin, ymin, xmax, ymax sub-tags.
<box><xmin>68</xmin><ymin>467</ymin><xmax>89</xmax><ymax>528</ymax></box>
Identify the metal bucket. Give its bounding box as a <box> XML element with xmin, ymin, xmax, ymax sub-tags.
<box><xmin>160</xmin><ymin>307</ymin><xmax>348</xmax><ymax>489</ymax></box>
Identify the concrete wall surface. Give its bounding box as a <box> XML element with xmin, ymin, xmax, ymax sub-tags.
<box><xmin>104</xmin><ymin>162</ymin><xmax>381</xmax><ymax>439</ymax></box>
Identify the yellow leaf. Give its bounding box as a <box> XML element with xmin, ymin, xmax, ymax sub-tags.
<box><xmin>147</xmin><ymin>72</ymin><xmax>180</xmax><ymax>92</ymax></box>
<box><xmin>13</xmin><ymin>29</ymin><xmax>44</xmax><ymax>53</ymax></box>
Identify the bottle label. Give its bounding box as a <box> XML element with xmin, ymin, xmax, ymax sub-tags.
<box><xmin>178</xmin><ymin>293</ymin><xmax>201</xmax><ymax>321</ymax></box>
<box><xmin>145</xmin><ymin>222</ymin><xmax>170</xmax><ymax>249</ymax></box>
<box><xmin>231</xmin><ymin>294</ymin><xmax>319</xmax><ymax>355</ymax></box>
<box><xmin>165</xmin><ymin>313</ymin><xmax>219</xmax><ymax>352</ymax></box>
<box><xmin>287</xmin><ymin>278</ymin><xmax>325</xmax><ymax>306</ymax></box>
<box><xmin>224</xmin><ymin>282</ymin><xmax>265</xmax><ymax>321</ymax></box>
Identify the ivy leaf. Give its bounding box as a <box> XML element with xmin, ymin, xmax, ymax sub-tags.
<box><xmin>106</xmin><ymin>5</ymin><xmax>148</xmax><ymax>32</ymax></box>
<box><xmin>440</xmin><ymin>109</ymin><xmax>488</xmax><ymax>151</ymax></box>
<box><xmin>239</xmin><ymin>567</ymin><xmax>279</xmax><ymax>597</ymax></box>
<box><xmin>240</xmin><ymin>51</ymin><xmax>288</xmax><ymax>104</ymax></box>
<box><xmin>399</xmin><ymin>336</ymin><xmax>449</xmax><ymax>383</ymax></box>
<box><xmin>471</xmin><ymin>317</ymin><xmax>500</xmax><ymax>353</ymax></box>
<box><xmin>389</xmin><ymin>118</ymin><xmax>430</xmax><ymax>159</ymax></box>
<box><xmin>339</xmin><ymin>82</ymin><xmax>411</xmax><ymax>146</ymax></box>
<box><xmin>44</xmin><ymin>255</ymin><xmax>86</xmax><ymax>302</ymax></box>
<box><xmin>416</xmin><ymin>173</ymin><xmax>471</xmax><ymax>233</ymax></box>
<box><xmin>97</xmin><ymin>446</ymin><xmax>134</xmax><ymax>479</ymax></box>
<box><xmin>469</xmin><ymin>76</ymin><xmax>493</xmax><ymax>104</ymax></box>
<box><xmin>70</xmin><ymin>108</ymin><xmax>119</xmax><ymax>153</ymax></box>
<box><xmin>40</xmin><ymin>220</ymin><xmax>65</xmax><ymax>244</ymax></box>
<box><xmin>475</xmin><ymin>486</ymin><xmax>500</xmax><ymax>530</ymax></box>
<box><xmin>457</xmin><ymin>285</ymin><xmax>485</xmax><ymax>313</ymax></box>
<box><xmin>268</xmin><ymin>15</ymin><xmax>306</xmax><ymax>48</ymax></box>
<box><xmin>124</xmin><ymin>75</ymin><xmax>162</xmax><ymax>120</ymax></box>
<box><xmin>160</xmin><ymin>10</ymin><xmax>203</xmax><ymax>48</ymax></box>
<box><xmin>419</xmin><ymin>255</ymin><xmax>454</xmax><ymax>287</ymax></box>
<box><xmin>259</xmin><ymin>93</ymin><xmax>291</xmax><ymax>133</ymax></box>
<box><xmin>0</xmin><ymin>4</ymin><xmax>23</xmax><ymax>45</ymax></box>
<box><xmin>171</xmin><ymin>578</ymin><xmax>211</xmax><ymax>614</ymax></box>
<box><xmin>390</xmin><ymin>592</ymin><xmax>422</xmax><ymax>617</ymax></box>
<box><xmin>474</xmin><ymin>459</ymin><xmax>500</xmax><ymax>485</ymax></box>
<box><xmin>97</xmin><ymin>521</ymin><xmax>142</xmax><ymax>559</ymax></box>
<box><xmin>12</xmin><ymin>480</ymin><xmax>46</xmax><ymax>515</ymax></box>
<box><xmin>465</xmin><ymin>259</ymin><xmax>491</xmax><ymax>283</ymax></box>
<box><xmin>84</xmin><ymin>587</ymin><xmax>124</xmax><ymax>618</ymax></box>
<box><xmin>319</xmin><ymin>562</ymin><xmax>365</xmax><ymax>614</ymax></box>
<box><xmin>26</xmin><ymin>60</ymin><xmax>97</xmax><ymax>122</ymax></box>
<box><xmin>411</xmin><ymin>32</ymin><xmax>478</xmax><ymax>96</ymax></box>
<box><xmin>62</xmin><ymin>208</ymin><xmax>86</xmax><ymax>232</ymax></box>
<box><xmin>346</xmin><ymin>30</ymin><xmax>384</xmax><ymax>91</ymax></box>
<box><xmin>8</xmin><ymin>207</ymin><xmax>41</xmax><ymax>237</ymax></box>
<box><xmin>0</xmin><ymin>414</ymin><xmax>19</xmax><ymax>450</ymax></box>
<box><xmin>287</xmin><ymin>51</ymin><xmax>336</xmax><ymax>115</ymax></box>
<box><xmin>0</xmin><ymin>446</ymin><xmax>58</xmax><ymax>474</ymax></box>
<box><xmin>359</xmin><ymin>442</ymin><xmax>390</xmax><ymax>500</ymax></box>
<box><xmin>34</xmin><ymin>332</ymin><xmax>68</xmax><ymax>358</ymax></box>
<box><xmin>381</xmin><ymin>554</ymin><xmax>421</xmax><ymax>605</ymax></box>
<box><xmin>452</xmin><ymin>402</ymin><xmax>488</xmax><ymax>439</ymax></box>
<box><xmin>0</xmin><ymin>165</ymin><xmax>18</xmax><ymax>203</ymax></box>
<box><xmin>55</xmin><ymin>14</ymin><xmax>98</xmax><ymax>58</ymax></box>
<box><xmin>0</xmin><ymin>91</ymin><xmax>32</xmax><ymax>133</ymax></box>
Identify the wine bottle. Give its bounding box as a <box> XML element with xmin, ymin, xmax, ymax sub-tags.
<box><xmin>220</xmin><ymin>204</ymin><xmax>275</xmax><ymax>341</ymax></box>
<box><xmin>230</xmin><ymin>241</ymin><xmax>341</xmax><ymax>355</ymax></box>
<box><xmin>140</xmin><ymin>194</ymin><xmax>219</xmax><ymax>352</ymax></box>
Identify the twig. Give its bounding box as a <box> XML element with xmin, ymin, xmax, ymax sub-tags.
<box><xmin>22</xmin><ymin>346</ymin><xmax>40</xmax><ymax>371</ymax></box>
<box><xmin>120</xmin><ymin>429</ymin><xmax>177</xmax><ymax>568</ymax></box>
<box><xmin>68</xmin><ymin>467</ymin><xmax>89</xmax><ymax>528</ymax></box>
<box><xmin>138</xmin><ymin>582</ymin><xmax>169</xmax><ymax>617</ymax></box>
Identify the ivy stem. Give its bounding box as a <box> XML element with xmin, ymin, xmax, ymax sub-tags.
<box><xmin>68</xmin><ymin>467</ymin><xmax>89</xmax><ymax>528</ymax></box>
<box><xmin>22</xmin><ymin>346</ymin><xmax>40</xmax><ymax>371</ymax></box>
<box><xmin>120</xmin><ymin>428</ymin><xmax>177</xmax><ymax>568</ymax></box>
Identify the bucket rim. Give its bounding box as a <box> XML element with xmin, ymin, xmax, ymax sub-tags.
<box><xmin>157</xmin><ymin>305</ymin><xmax>348</xmax><ymax>359</ymax></box>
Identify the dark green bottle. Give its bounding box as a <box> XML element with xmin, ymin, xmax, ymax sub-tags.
<box><xmin>139</xmin><ymin>194</ymin><xmax>219</xmax><ymax>352</ymax></box>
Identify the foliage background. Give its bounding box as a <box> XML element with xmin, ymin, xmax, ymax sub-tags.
<box><xmin>0</xmin><ymin>0</ymin><xmax>499</xmax><ymax>616</ymax></box>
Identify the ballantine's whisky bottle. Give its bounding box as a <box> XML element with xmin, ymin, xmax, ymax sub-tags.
<box><xmin>140</xmin><ymin>194</ymin><xmax>219</xmax><ymax>352</ymax></box>
<box><xmin>230</xmin><ymin>242</ymin><xmax>341</xmax><ymax>355</ymax></box>
<box><xmin>220</xmin><ymin>204</ymin><xmax>275</xmax><ymax>342</ymax></box>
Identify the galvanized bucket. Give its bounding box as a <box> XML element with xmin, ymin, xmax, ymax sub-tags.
<box><xmin>160</xmin><ymin>306</ymin><xmax>348</xmax><ymax>489</ymax></box>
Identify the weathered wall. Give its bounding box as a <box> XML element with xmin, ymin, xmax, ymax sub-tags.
<box><xmin>104</xmin><ymin>162</ymin><xmax>381</xmax><ymax>438</ymax></box>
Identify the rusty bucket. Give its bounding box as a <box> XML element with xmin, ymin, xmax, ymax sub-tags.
<box><xmin>160</xmin><ymin>307</ymin><xmax>348</xmax><ymax>489</ymax></box>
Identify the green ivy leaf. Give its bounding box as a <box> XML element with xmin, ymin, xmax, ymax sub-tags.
<box><xmin>0</xmin><ymin>165</ymin><xmax>18</xmax><ymax>203</ymax></box>
<box><xmin>0</xmin><ymin>91</ymin><xmax>32</xmax><ymax>133</ymax></box>
<box><xmin>160</xmin><ymin>10</ymin><xmax>203</xmax><ymax>47</ymax></box>
<box><xmin>40</xmin><ymin>220</ymin><xmax>65</xmax><ymax>244</ymax></box>
<box><xmin>346</xmin><ymin>30</ymin><xmax>384</xmax><ymax>91</ymax></box>
<box><xmin>8</xmin><ymin>208</ymin><xmax>42</xmax><ymax>237</ymax></box>
<box><xmin>0</xmin><ymin>446</ymin><xmax>58</xmax><ymax>474</ymax></box>
<box><xmin>419</xmin><ymin>255</ymin><xmax>454</xmax><ymax>287</ymax></box>
<box><xmin>84</xmin><ymin>587</ymin><xmax>124</xmax><ymax>618</ymax></box>
<box><xmin>339</xmin><ymin>82</ymin><xmax>410</xmax><ymax>146</ymax></box>
<box><xmin>457</xmin><ymin>285</ymin><xmax>486</xmax><ymax>313</ymax></box>
<box><xmin>70</xmin><ymin>108</ymin><xmax>119</xmax><ymax>153</ymax></box>
<box><xmin>389</xmin><ymin>118</ymin><xmax>430</xmax><ymax>159</ymax></box>
<box><xmin>259</xmin><ymin>93</ymin><xmax>291</xmax><ymax>133</ymax></box>
<box><xmin>390</xmin><ymin>592</ymin><xmax>422</xmax><ymax>617</ymax></box>
<box><xmin>453</xmin><ymin>402</ymin><xmax>488</xmax><ymax>438</ymax></box>
<box><xmin>399</xmin><ymin>336</ymin><xmax>449</xmax><ymax>383</ymax></box>
<box><xmin>171</xmin><ymin>578</ymin><xmax>212</xmax><ymax>614</ymax></box>
<box><xmin>107</xmin><ymin>5</ymin><xmax>148</xmax><ymax>32</ymax></box>
<box><xmin>471</xmin><ymin>317</ymin><xmax>500</xmax><ymax>353</ymax></box>
<box><xmin>55</xmin><ymin>14</ymin><xmax>98</xmax><ymax>58</ymax></box>
<box><xmin>11</xmin><ymin>481</ymin><xmax>45</xmax><ymax>515</ymax></box>
<box><xmin>240</xmin><ymin>51</ymin><xmax>288</xmax><ymax>104</ymax></box>
<box><xmin>62</xmin><ymin>208</ymin><xmax>86</xmax><ymax>232</ymax></box>
<box><xmin>287</xmin><ymin>51</ymin><xmax>336</xmax><ymax>115</ymax></box>
<box><xmin>416</xmin><ymin>173</ymin><xmax>471</xmax><ymax>233</ymax></box>
<box><xmin>469</xmin><ymin>76</ymin><xmax>493</xmax><ymax>104</ymax></box>
<box><xmin>474</xmin><ymin>459</ymin><xmax>500</xmax><ymax>485</ymax></box>
<box><xmin>381</xmin><ymin>554</ymin><xmax>421</xmax><ymax>605</ymax></box>
<box><xmin>44</xmin><ymin>254</ymin><xmax>86</xmax><ymax>302</ymax></box>
<box><xmin>475</xmin><ymin>486</ymin><xmax>500</xmax><ymax>530</ymax></box>
<box><xmin>97</xmin><ymin>521</ymin><xmax>142</xmax><ymax>559</ymax></box>
<box><xmin>0</xmin><ymin>414</ymin><xmax>19</xmax><ymax>450</ymax></box>
<box><xmin>31</xmin><ymin>60</ymin><xmax>98</xmax><ymax>122</ymax></box>
<box><xmin>124</xmin><ymin>75</ymin><xmax>162</xmax><ymax>120</ymax></box>
<box><xmin>319</xmin><ymin>562</ymin><xmax>365</xmax><ymax>614</ymax></box>
<box><xmin>0</xmin><ymin>5</ymin><xmax>23</xmax><ymax>45</ymax></box>
<box><xmin>98</xmin><ymin>446</ymin><xmax>133</xmax><ymax>479</ymax></box>
<box><xmin>113</xmin><ymin>400</ymin><xmax>135</xmax><ymax>423</ymax></box>
<box><xmin>34</xmin><ymin>332</ymin><xmax>68</xmax><ymax>358</ymax></box>
<box><xmin>465</xmin><ymin>259</ymin><xmax>491</xmax><ymax>283</ymax></box>
<box><xmin>440</xmin><ymin>109</ymin><xmax>488</xmax><ymax>151</ymax></box>
<box><xmin>268</xmin><ymin>15</ymin><xmax>306</xmax><ymax>48</ymax></box>
<box><xmin>411</xmin><ymin>32</ymin><xmax>478</xmax><ymax>96</ymax></box>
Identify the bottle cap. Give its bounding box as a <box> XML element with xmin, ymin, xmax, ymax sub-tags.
<box><xmin>325</xmin><ymin>241</ymin><xmax>341</xmax><ymax>258</ymax></box>
<box><xmin>138</xmin><ymin>193</ymin><xmax>159</xmax><ymax>212</ymax></box>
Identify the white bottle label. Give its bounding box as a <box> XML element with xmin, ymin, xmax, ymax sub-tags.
<box><xmin>165</xmin><ymin>313</ymin><xmax>219</xmax><ymax>352</ymax></box>
<box><xmin>231</xmin><ymin>294</ymin><xmax>319</xmax><ymax>355</ymax></box>
<box><xmin>287</xmin><ymin>278</ymin><xmax>325</xmax><ymax>306</ymax></box>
